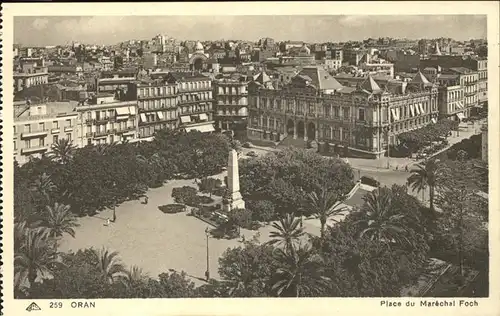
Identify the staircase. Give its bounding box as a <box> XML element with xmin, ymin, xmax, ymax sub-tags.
<box><xmin>277</xmin><ymin>136</ymin><xmax>307</xmax><ymax>149</ymax></box>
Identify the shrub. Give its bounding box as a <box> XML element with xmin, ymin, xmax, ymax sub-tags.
<box><xmin>197</xmin><ymin>177</ymin><xmax>222</xmax><ymax>197</ymax></box>
<box><xmin>158</xmin><ymin>204</ymin><xmax>186</xmax><ymax>214</ymax></box>
<box><xmin>228</xmin><ymin>208</ymin><xmax>259</xmax><ymax>230</ymax></box>
<box><xmin>248</xmin><ymin>200</ymin><xmax>276</xmax><ymax>222</ymax></box>
<box><xmin>242</xmin><ymin>142</ymin><xmax>252</xmax><ymax>148</ymax></box>
<box><xmin>171</xmin><ymin>186</ymin><xmax>198</xmax><ymax>204</ymax></box>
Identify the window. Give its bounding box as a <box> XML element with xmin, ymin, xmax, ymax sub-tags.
<box><xmin>39</xmin><ymin>137</ymin><xmax>45</xmax><ymax>146</ymax></box>
<box><xmin>67</xmin><ymin>119</ymin><xmax>73</xmax><ymax>127</ymax></box>
<box><xmin>25</xmin><ymin>139</ymin><xmax>30</xmax><ymax>148</ymax></box>
<box><xmin>333</xmin><ymin>107</ymin><xmax>339</xmax><ymax>117</ymax></box>
<box><xmin>343</xmin><ymin>107</ymin><xmax>350</xmax><ymax>119</ymax></box>
<box><xmin>53</xmin><ymin>135</ymin><xmax>59</xmax><ymax>143</ymax></box>
<box><xmin>14</xmin><ymin>126</ymin><xmax>17</xmax><ymax>134</ymax></box>
<box><xmin>53</xmin><ymin>121</ymin><xmax>59</xmax><ymax>129</ymax></box>
<box><xmin>358</xmin><ymin>108</ymin><xmax>365</xmax><ymax>121</ymax></box>
<box><xmin>39</xmin><ymin>122</ymin><xmax>45</xmax><ymax>131</ymax></box>
<box><xmin>66</xmin><ymin>133</ymin><xmax>72</xmax><ymax>141</ymax></box>
<box><xmin>14</xmin><ymin>141</ymin><xmax>17</xmax><ymax>150</ymax></box>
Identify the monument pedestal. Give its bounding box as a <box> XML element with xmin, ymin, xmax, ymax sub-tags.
<box><xmin>223</xmin><ymin>149</ymin><xmax>246</xmax><ymax>212</ymax></box>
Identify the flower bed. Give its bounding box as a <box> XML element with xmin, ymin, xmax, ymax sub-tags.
<box><xmin>158</xmin><ymin>204</ymin><xmax>187</xmax><ymax>214</ymax></box>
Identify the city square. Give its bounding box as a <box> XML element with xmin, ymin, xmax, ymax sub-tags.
<box><xmin>11</xmin><ymin>12</ymin><xmax>491</xmax><ymax>301</ymax></box>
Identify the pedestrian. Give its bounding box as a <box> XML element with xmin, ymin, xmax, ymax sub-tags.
<box><xmin>144</xmin><ymin>196</ymin><xmax>149</xmax><ymax>204</ymax></box>
<box><xmin>105</xmin><ymin>218</ymin><xmax>110</xmax><ymax>226</ymax></box>
<box><xmin>405</xmin><ymin>165</ymin><xmax>408</xmax><ymax>172</ymax></box>
<box><xmin>395</xmin><ymin>165</ymin><xmax>399</xmax><ymax>171</ymax></box>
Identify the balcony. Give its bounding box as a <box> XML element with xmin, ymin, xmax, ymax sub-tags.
<box><xmin>94</xmin><ymin>130</ymin><xmax>112</xmax><ymax>137</ymax></box>
<box><xmin>21</xmin><ymin>144</ymin><xmax>49</xmax><ymax>154</ymax></box>
<box><xmin>178</xmin><ymin>98</ymin><xmax>213</xmax><ymax>105</ymax></box>
<box><xmin>86</xmin><ymin>118</ymin><xmax>114</xmax><ymax>125</ymax></box>
<box><xmin>139</xmin><ymin>106</ymin><xmax>177</xmax><ymax>113</ymax></box>
<box><xmin>464</xmin><ymin>81</ymin><xmax>477</xmax><ymax>86</ymax></box>
<box><xmin>51</xmin><ymin>128</ymin><xmax>60</xmax><ymax>134</ymax></box>
<box><xmin>21</xmin><ymin>130</ymin><xmax>48</xmax><ymax>139</ymax></box>
<box><xmin>116</xmin><ymin>126</ymin><xmax>136</xmax><ymax>134</ymax></box>
<box><xmin>64</xmin><ymin>126</ymin><xmax>74</xmax><ymax>132</ymax></box>
<box><xmin>138</xmin><ymin>94</ymin><xmax>177</xmax><ymax>100</ymax></box>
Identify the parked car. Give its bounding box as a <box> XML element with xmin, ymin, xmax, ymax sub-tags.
<box><xmin>246</xmin><ymin>151</ymin><xmax>258</xmax><ymax>157</ymax></box>
<box><xmin>360</xmin><ymin>176</ymin><xmax>380</xmax><ymax>187</ymax></box>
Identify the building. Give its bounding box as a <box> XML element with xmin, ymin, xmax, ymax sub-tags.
<box><xmin>165</xmin><ymin>72</ymin><xmax>215</xmax><ymax>133</ymax></box>
<box><xmin>247</xmin><ymin>67</ymin><xmax>439</xmax><ymax>158</ymax></box>
<box><xmin>97</xmin><ymin>70</ymin><xmax>137</xmax><ymax>96</ymax></box>
<box><xmin>437</xmin><ymin>84</ymin><xmax>466</xmax><ymax>120</ymax></box>
<box><xmin>324</xmin><ymin>58</ymin><xmax>343</xmax><ymax>71</ymax></box>
<box><xmin>77</xmin><ymin>99</ymin><xmax>138</xmax><ymax>146</ymax></box>
<box><xmin>442</xmin><ymin>67</ymin><xmax>479</xmax><ymax>117</ymax></box>
<box><xmin>14</xmin><ymin>101</ymin><xmax>79</xmax><ymax>164</ymax></box>
<box><xmin>213</xmin><ymin>78</ymin><xmax>249</xmax><ymax>136</ymax></box>
<box><xmin>481</xmin><ymin>123</ymin><xmax>488</xmax><ymax>163</ymax></box>
<box><xmin>464</xmin><ymin>57</ymin><xmax>488</xmax><ymax>107</ymax></box>
<box><xmin>14</xmin><ymin>64</ymin><xmax>49</xmax><ymax>93</ymax></box>
<box><xmin>130</xmin><ymin>80</ymin><xmax>178</xmax><ymax>141</ymax></box>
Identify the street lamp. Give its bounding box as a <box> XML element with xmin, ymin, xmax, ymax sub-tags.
<box><xmin>205</xmin><ymin>227</ymin><xmax>210</xmax><ymax>281</ymax></box>
<box><xmin>112</xmin><ymin>181</ymin><xmax>117</xmax><ymax>222</ymax></box>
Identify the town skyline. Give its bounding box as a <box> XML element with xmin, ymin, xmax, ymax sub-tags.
<box><xmin>15</xmin><ymin>15</ymin><xmax>487</xmax><ymax>47</ymax></box>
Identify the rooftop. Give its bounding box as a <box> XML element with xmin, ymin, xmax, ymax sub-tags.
<box><xmin>297</xmin><ymin>66</ymin><xmax>343</xmax><ymax>90</ymax></box>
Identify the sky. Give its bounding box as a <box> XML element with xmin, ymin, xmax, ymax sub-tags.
<box><xmin>14</xmin><ymin>15</ymin><xmax>487</xmax><ymax>46</ymax></box>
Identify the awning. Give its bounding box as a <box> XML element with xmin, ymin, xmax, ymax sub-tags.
<box><xmin>199</xmin><ymin>113</ymin><xmax>208</xmax><ymax>121</ymax></box>
<box><xmin>157</xmin><ymin>111</ymin><xmax>164</xmax><ymax>120</ymax></box>
<box><xmin>410</xmin><ymin>104</ymin><xmax>415</xmax><ymax>117</ymax></box>
<box><xmin>180</xmin><ymin>116</ymin><xmax>191</xmax><ymax>123</ymax></box>
<box><xmin>431</xmin><ymin>118</ymin><xmax>437</xmax><ymax>124</ymax></box>
<box><xmin>456</xmin><ymin>112</ymin><xmax>465</xmax><ymax>121</ymax></box>
<box><xmin>184</xmin><ymin>124</ymin><xmax>215</xmax><ymax>133</ymax></box>
<box><xmin>458</xmin><ymin>101</ymin><xmax>464</xmax><ymax>109</ymax></box>
<box><xmin>140</xmin><ymin>113</ymin><xmax>147</xmax><ymax>123</ymax></box>
<box><xmin>129</xmin><ymin>106</ymin><xmax>137</xmax><ymax>115</ymax></box>
<box><xmin>395</xmin><ymin>108</ymin><xmax>400</xmax><ymax>121</ymax></box>
<box><xmin>419</xmin><ymin>103</ymin><xmax>425</xmax><ymax>114</ymax></box>
<box><xmin>116</xmin><ymin>107</ymin><xmax>129</xmax><ymax>116</ymax></box>
<box><xmin>414</xmin><ymin>104</ymin><xmax>421</xmax><ymax>115</ymax></box>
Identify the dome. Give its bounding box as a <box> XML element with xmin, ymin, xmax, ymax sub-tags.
<box><xmin>195</xmin><ymin>41</ymin><xmax>204</xmax><ymax>51</ymax></box>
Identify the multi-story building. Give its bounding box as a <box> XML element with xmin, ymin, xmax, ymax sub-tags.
<box><xmin>166</xmin><ymin>72</ymin><xmax>215</xmax><ymax>133</ymax></box>
<box><xmin>14</xmin><ymin>101</ymin><xmax>79</xmax><ymax>165</ymax></box>
<box><xmin>14</xmin><ymin>65</ymin><xmax>49</xmax><ymax>93</ymax></box>
<box><xmin>213</xmin><ymin>78</ymin><xmax>249</xmax><ymax>135</ymax></box>
<box><xmin>464</xmin><ymin>57</ymin><xmax>488</xmax><ymax>107</ymax></box>
<box><xmin>129</xmin><ymin>80</ymin><xmax>178</xmax><ymax>141</ymax></box>
<box><xmin>437</xmin><ymin>85</ymin><xmax>466</xmax><ymax>120</ymax></box>
<box><xmin>97</xmin><ymin>70</ymin><xmax>137</xmax><ymax>94</ymax></box>
<box><xmin>248</xmin><ymin>67</ymin><xmax>439</xmax><ymax>158</ymax></box>
<box><xmin>77</xmin><ymin>99</ymin><xmax>138</xmax><ymax>146</ymax></box>
<box><xmin>436</xmin><ymin>67</ymin><xmax>478</xmax><ymax>119</ymax></box>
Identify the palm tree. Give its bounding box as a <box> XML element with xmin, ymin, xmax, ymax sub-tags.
<box><xmin>49</xmin><ymin>138</ymin><xmax>77</xmax><ymax>164</ymax></box>
<box><xmin>94</xmin><ymin>248</ymin><xmax>125</xmax><ymax>284</ymax></box>
<box><xmin>14</xmin><ymin>226</ymin><xmax>60</xmax><ymax>293</ymax></box>
<box><xmin>30</xmin><ymin>172</ymin><xmax>56</xmax><ymax>202</ymax></box>
<box><xmin>271</xmin><ymin>243</ymin><xmax>330</xmax><ymax>297</ymax></box>
<box><xmin>267</xmin><ymin>214</ymin><xmax>305</xmax><ymax>253</ymax></box>
<box><xmin>120</xmin><ymin>265</ymin><xmax>149</xmax><ymax>288</ymax></box>
<box><xmin>94</xmin><ymin>143</ymin><xmax>116</xmax><ymax>156</ymax></box>
<box><xmin>407</xmin><ymin>159</ymin><xmax>439</xmax><ymax>210</ymax></box>
<box><xmin>354</xmin><ymin>190</ymin><xmax>409</xmax><ymax>246</ymax></box>
<box><xmin>306</xmin><ymin>188</ymin><xmax>347</xmax><ymax>240</ymax></box>
<box><xmin>36</xmin><ymin>203</ymin><xmax>79</xmax><ymax>247</ymax></box>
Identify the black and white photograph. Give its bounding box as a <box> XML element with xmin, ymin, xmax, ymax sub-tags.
<box><xmin>3</xmin><ymin>2</ymin><xmax>499</xmax><ymax>315</ymax></box>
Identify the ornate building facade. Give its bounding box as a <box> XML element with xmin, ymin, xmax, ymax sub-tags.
<box><xmin>248</xmin><ymin>67</ymin><xmax>439</xmax><ymax>158</ymax></box>
<box><xmin>213</xmin><ymin>78</ymin><xmax>249</xmax><ymax>137</ymax></box>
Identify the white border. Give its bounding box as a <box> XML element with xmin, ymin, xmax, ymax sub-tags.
<box><xmin>2</xmin><ymin>2</ymin><xmax>499</xmax><ymax>316</ymax></box>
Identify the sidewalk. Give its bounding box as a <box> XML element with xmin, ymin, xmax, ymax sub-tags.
<box><xmin>349</xmin><ymin>121</ymin><xmax>484</xmax><ymax>172</ymax></box>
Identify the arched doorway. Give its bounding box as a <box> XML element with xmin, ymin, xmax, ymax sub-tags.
<box><xmin>307</xmin><ymin>122</ymin><xmax>316</xmax><ymax>140</ymax></box>
<box><xmin>297</xmin><ymin>121</ymin><xmax>305</xmax><ymax>139</ymax></box>
<box><xmin>286</xmin><ymin>119</ymin><xmax>295</xmax><ymax>137</ymax></box>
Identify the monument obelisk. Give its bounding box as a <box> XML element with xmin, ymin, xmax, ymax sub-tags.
<box><xmin>226</xmin><ymin>149</ymin><xmax>245</xmax><ymax>210</ymax></box>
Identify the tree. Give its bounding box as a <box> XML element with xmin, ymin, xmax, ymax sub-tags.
<box><xmin>267</xmin><ymin>214</ymin><xmax>305</xmax><ymax>253</ymax></box>
<box><xmin>435</xmin><ymin>159</ymin><xmax>483</xmax><ymax>276</ymax></box>
<box><xmin>36</xmin><ymin>203</ymin><xmax>79</xmax><ymax>241</ymax></box>
<box><xmin>148</xmin><ymin>271</ymin><xmax>197</xmax><ymax>298</ymax></box>
<box><xmin>306</xmin><ymin>188</ymin><xmax>347</xmax><ymax>240</ymax></box>
<box><xmin>271</xmin><ymin>243</ymin><xmax>330</xmax><ymax>297</ymax></box>
<box><xmin>354</xmin><ymin>189</ymin><xmax>410</xmax><ymax>247</ymax></box>
<box><xmin>407</xmin><ymin>159</ymin><xmax>439</xmax><ymax>210</ymax></box>
<box><xmin>94</xmin><ymin>248</ymin><xmax>125</xmax><ymax>284</ymax></box>
<box><xmin>198</xmin><ymin>177</ymin><xmax>222</xmax><ymax>198</ymax></box>
<box><xmin>30</xmin><ymin>172</ymin><xmax>56</xmax><ymax>202</ymax></box>
<box><xmin>247</xmin><ymin>200</ymin><xmax>275</xmax><ymax>223</ymax></box>
<box><xmin>49</xmin><ymin>138</ymin><xmax>77</xmax><ymax>164</ymax></box>
<box><xmin>218</xmin><ymin>241</ymin><xmax>276</xmax><ymax>297</ymax></box>
<box><xmin>14</xmin><ymin>226</ymin><xmax>60</xmax><ymax>295</ymax></box>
